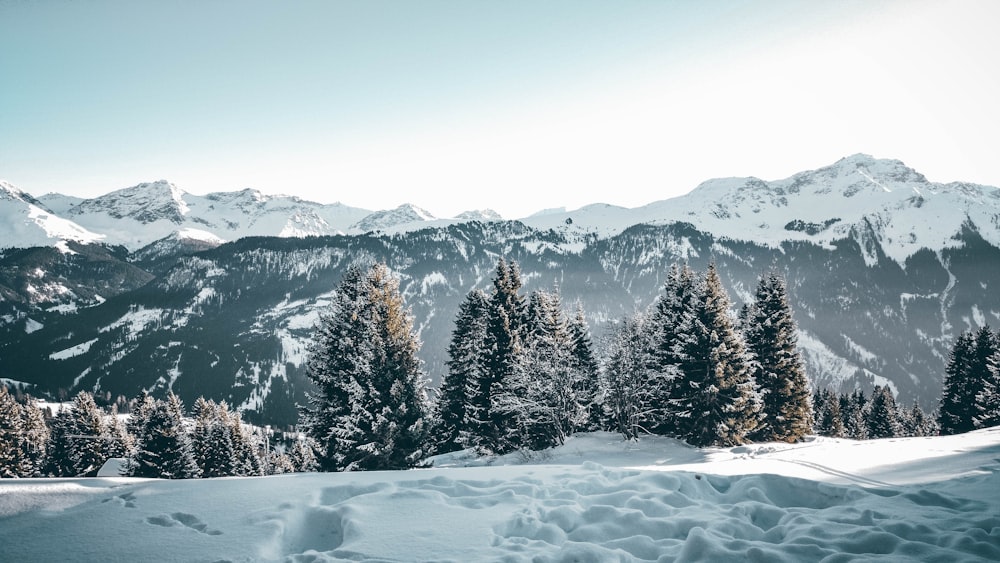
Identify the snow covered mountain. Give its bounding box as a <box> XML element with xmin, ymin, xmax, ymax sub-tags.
<box><xmin>10</xmin><ymin>154</ymin><xmax>996</xmax><ymax>260</ymax></box>
<box><xmin>2</xmin><ymin>155</ymin><xmax>999</xmax><ymax>427</ymax></box>
<box><xmin>35</xmin><ymin>181</ymin><xmax>374</xmax><ymax>249</ymax></box>
<box><xmin>0</xmin><ymin>181</ymin><xmax>104</xmax><ymax>248</ymax></box>
<box><xmin>11</xmin><ymin>182</ymin><xmax>504</xmax><ymax>250</ymax></box>
<box><xmin>348</xmin><ymin>203</ymin><xmax>438</xmax><ymax>233</ymax></box>
<box><xmin>520</xmin><ymin>154</ymin><xmax>1000</xmax><ymax>264</ymax></box>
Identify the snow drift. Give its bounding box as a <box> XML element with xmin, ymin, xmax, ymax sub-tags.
<box><xmin>1</xmin><ymin>429</ymin><xmax>998</xmax><ymax>562</ymax></box>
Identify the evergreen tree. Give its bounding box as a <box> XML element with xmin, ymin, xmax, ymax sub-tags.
<box><xmin>567</xmin><ymin>305</ymin><xmax>602</xmax><ymax>430</ymax></box>
<box><xmin>126</xmin><ymin>393</ymin><xmax>200</xmax><ymax>479</ymax></box>
<box><xmin>939</xmin><ymin>329</ymin><xmax>994</xmax><ymax>434</ymax></box>
<box><xmin>102</xmin><ymin>404</ymin><xmax>133</xmax><ymax>460</ymax></box>
<box><xmin>301</xmin><ymin>262</ymin><xmax>432</xmax><ymax>471</ymax></box>
<box><xmin>673</xmin><ymin>264</ymin><xmax>761</xmax><ymax>447</ymax></box>
<box><xmin>811</xmin><ymin>388</ymin><xmax>826</xmax><ymax>432</ymax></box>
<box><xmin>43</xmin><ymin>407</ymin><xmax>78</xmax><ymax>477</ymax></box>
<box><xmin>287</xmin><ymin>436</ymin><xmax>319</xmax><ymax>472</ymax></box>
<box><xmin>974</xmin><ymin>349</ymin><xmax>1000</xmax><ymax>429</ymax></box>
<box><xmin>743</xmin><ymin>272</ymin><xmax>812</xmax><ymax>442</ymax></box>
<box><xmin>601</xmin><ymin>313</ymin><xmax>659</xmax><ymax>440</ymax></box>
<box><xmin>68</xmin><ymin>391</ymin><xmax>109</xmax><ymax>477</ymax></box>
<box><xmin>468</xmin><ymin>258</ymin><xmax>527</xmax><ymax>455</ymax></box>
<box><xmin>815</xmin><ymin>389</ymin><xmax>844</xmax><ymax>437</ymax></box>
<box><xmin>19</xmin><ymin>396</ymin><xmax>50</xmax><ymax>476</ymax></box>
<box><xmin>225</xmin><ymin>405</ymin><xmax>263</xmax><ymax>476</ymax></box>
<box><xmin>127</xmin><ymin>391</ymin><xmax>156</xmax><ymax>446</ymax></box>
<box><xmin>842</xmin><ymin>390</ymin><xmax>869</xmax><ymax>440</ymax></box>
<box><xmin>192</xmin><ymin>398</ymin><xmax>241</xmax><ymax>478</ymax></box>
<box><xmin>204</xmin><ymin>419</ymin><xmax>237</xmax><ymax>477</ymax></box>
<box><xmin>900</xmin><ymin>400</ymin><xmax>935</xmax><ymax>437</ymax></box>
<box><xmin>300</xmin><ymin>263</ymin><xmax>372</xmax><ymax>470</ymax></box>
<box><xmin>0</xmin><ymin>387</ymin><xmax>26</xmax><ymax>477</ymax></box>
<box><xmin>265</xmin><ymin>450</ymin><xmax>296</xmax><ymax>475</ymax></box>
<box><xmin>867</xmin><ymin>385</ymin><xmax>901</xmax><ymax>439</ymax></box>
<box><xmin>191</xmin><ymin>397</ymin><xmax>215</xmax><ymax>475</ymax></box>
<box><xmin>647</xmin><ymin>263</ymin><xmax>699</xmax><ymax>435</ymax></box>
<box><xmin>436</xmin><ymin>289</ymin><xmax>490</xmax><ymax>453</ymax></box>
<box><xmin>495</xmin><ymin>289</ymin><xmax>585</xmax><ymax>451</ymax></box>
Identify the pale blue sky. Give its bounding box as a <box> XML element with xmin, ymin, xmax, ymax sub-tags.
<box><xmin>2</xmin><ymin>0</ymin><xmax>998</xmax><ymax>218</ymax></box>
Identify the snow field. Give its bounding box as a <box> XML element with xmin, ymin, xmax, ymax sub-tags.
<box><xmin>1</xmin><ymin>430</ymin><xmax>998</xmax><ymax>562</ymax></box>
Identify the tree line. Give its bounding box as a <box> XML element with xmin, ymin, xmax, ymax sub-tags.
<box><xmin>812</xmin><ymin>386</ymin><xmax>938</xmax><ymax>439</ymax></box>
<box><xmin>0</xmin><ymin>388</ymin><xmax>316</xmax><ymax>478</ymax></box>
<box><xmin>299</xmin><ymin>259</ymin><xmax>814</xmax><ymax>472</ymax></box>
<box><xmin>938</xmin><ymin>325</ymin><xmax>1000</xmax><ymax>434</ymax></box>
<box><xmin>5</xmin><ymin>257</ymin><xmax>994</xmax><ymax>478</ymax></box>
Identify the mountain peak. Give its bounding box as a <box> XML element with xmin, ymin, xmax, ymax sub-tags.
<box><xmin>350</xmin><ymin>204</ymin><xmax>437</xmax><ymax>233</ymax></box>
<box><xmin>456</xmin><ymin>209</ymin><xmax>503</xmax><ymax>221</ymax></box>
<box><xmin>819</xmin><ymin>154</ymin><xmax>927</xmax><ymax>186</ymax></box>
<box><xmin>0</xmin><ymin>180</ymin><xmax>43</xmax><ymax>207</ymax></box>
<box><xmin>70</xmin><ymin>180</ymin><xmax>190</xmax><ymax>223</ymax></box>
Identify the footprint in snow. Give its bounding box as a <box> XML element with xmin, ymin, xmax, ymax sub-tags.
<box><xmin>146</xmin><ymin>512</ymin><xmax>222</xmax><ymax>535</ymax></box>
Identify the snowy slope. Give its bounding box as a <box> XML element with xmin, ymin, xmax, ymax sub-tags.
<box><xmin>520</xmin><ymin>154</ymin><xmax>1000</xmax><ymax>264</ymax></box>
<box><xmin>30</xmin><ymin>182</ymin><xmax>491</xmax><ymax>249</ymax></box>
<box><xmin>0</xmin><ymin>180</ymin><xmax>105</xmax><ymax>249</ymax></box>
<box><xmin>1</xmin><ymin>429</ymin><xmax>998</xmax><ymax>562</ymax></box>
<box><xmin>11</xmin><ymin>155</ymin><xmax>1000</xmax><ymax>256</ymax></box>
<box><xmin>50</xmin><ymin>181</ymin><xmax>375</xmax><ymax>249</ymax></box>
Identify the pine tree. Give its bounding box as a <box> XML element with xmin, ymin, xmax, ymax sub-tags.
<box><xmin>127</xmin><ymin>391</ymin><xmax>157</xmax><ymax>445</ymax></box>
<box><xmin>602</xmin><ymin>313</ymin><xmax>659</xmax><ymax>440</ymax></box>
<box><xmin>495</xmin><ymin>289</ymin><xmax>584</xmax><ymax>451</ymax></box>
<box><xmin>191</xmin><ymin>397</ymin><xmax>215</xmax><ymax>475</ymax></box>
<box><xmin>673</xmin><ymin>264</ymin><xmax>761</xmax><ymax>447</ymax></box>
<box><xmin>0</xmin><ymin>386</ymin><xmax>25</xmax><ymax>477</ymax></box>
<box><xmin>568</xmin><ymin>304</ymin><xmax>601</xmax><ymax>431</ymax></box>
<box><xmin>647</xmin><ymin>263</ymin><xmax>699</xmax><ymax>436</ymax></box>
<box><xmin>300</xmin><ymin>263</ymin><xmax>372</xmax><ymax>470</ymax></box>
<box><xmin>743</xmin><ymin>272</ymin><xmax>812</xmax><ymax>442</ymax></box>
<box><xmin>468</xmin><ymin>258</ymin><xmax>527</xmax><ymax>455</ymax></box>
<box><xmin>867</xmin><ymin>385</ymin><xmax>901</xmax><ymax>439</ymax></box>
<box><xmin>287</xmin><ymin>436</ymin><xmax>319</xmax><ymax>472</ymax></box>
<box><xmin>225</xmin><ymin>405</ymin><xmax>263</xmax><ymax>476</ymax></box>
<box><xmin>436</xmin><ymin>289</ymin><xmax>490</xmax><ymax>453</ymax></box>
<box><xmin>301</xmin><ymin>262</ymin><xmax>432</xmax><ymax>471</ymax></box>
<box><xmin>204</xmin><ymin>418</ymin><xmax>237</xmax><ymax>477</ymax></box>
<box><xmin>192</xmin><ymin>398</ymin><xmax>241</xmax><ymax>478</ymax></box>
<box><xmin>844</xmin><ymin>389</ymin><xmax>870</xmax><ymax>440</ymax></box>
<box><xmin>811</xmin><ymin>388</ymin><xmax>826</xmax><ymax>432</ymax></box>
<box><xmin>974</xmin><ymin>349</ymin><xmax>1000</xmax><ymax>429</ymax></box>
<box><xmin>524</xmin><ymin>289</ymin><xmax>590</xmax><ymax>438</ymax></box>
<box><xmin>61</xmin><ymin>391</ymin><xmax>108</xmax><ymax>477</ymax></box>
<box><xmin>19</xmin><ymin>396</ymin><xmax>50</xmax><ymax>476</ymax></box>
<box><xmin>815</xmin><ymin>389</ymin><xmax>844</xmax><ymax>437</ymax></box>
<box><xmin>126</xmin><ymin>393</ymin><xmax>200</xmax><ymax>479</ymax></box>
<box><xmin>900</xmin><ymin>400</ymin><xmax>934</xmax><ymax>437</ymax></box>
<box><xmin>102</xmin><ymin>404</ymin><xmax>133</xmax><ymax>460</ymax></box>
<box><xmin>43</xmin><ymin>407</ymin><xmax>78</xmax><ymax>477</ymax></box>
<box><xmin>939</xmin><ymin>329</ymin><xmax>994</xmax><ymax>434</ymax></box>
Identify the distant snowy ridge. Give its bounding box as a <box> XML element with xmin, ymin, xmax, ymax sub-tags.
<box><xmin>519</xmin><ymin>154</ymin><xmax>1000</xmax><ymax>263</ymax></box>
<box><xmin>13</xmin><ymin>182</ymin><xmax>501</xmax><ymax>250</ymax></box>
<box><xmin>0</xmin><ymin>179</ymin><xmax>105</xmax><ymax>248</ymax></box>
<box><xmin>5</xmin><ymin>154</ymin><xmax>1000</xmax><ymax>260</ymax></box>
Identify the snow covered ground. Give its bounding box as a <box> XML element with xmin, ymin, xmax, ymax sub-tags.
<box><xmin>2</xmin><ymin>429</ymin><xmax>998</xmax><ymax>562</ymax></box>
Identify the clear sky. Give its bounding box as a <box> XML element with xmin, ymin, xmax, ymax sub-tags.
<box><xmin>2</xmin><ymin>0</ymin><xmax>998</xmax><ymax>219</ymax></box>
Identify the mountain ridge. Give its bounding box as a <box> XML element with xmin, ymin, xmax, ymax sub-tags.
<box><xmin>2</xmin><ymin>155</ymin><xmax>999</xmax><ymax>426</ymax></box>
<box><xmin>4</xmin><ymin>154</ymin><xmax>1000</xmax><ymax>263</ymax></box>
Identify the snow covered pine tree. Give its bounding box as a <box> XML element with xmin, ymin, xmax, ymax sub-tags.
<box><xmin>743</xmin><ymin>272</ymin><xmax>812</xmax><ymax>443</ymax></box>
<box><xmin>300</xmin><ymin>262</ymin><xmax>432</xmax><ymax>471</ymax></box>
